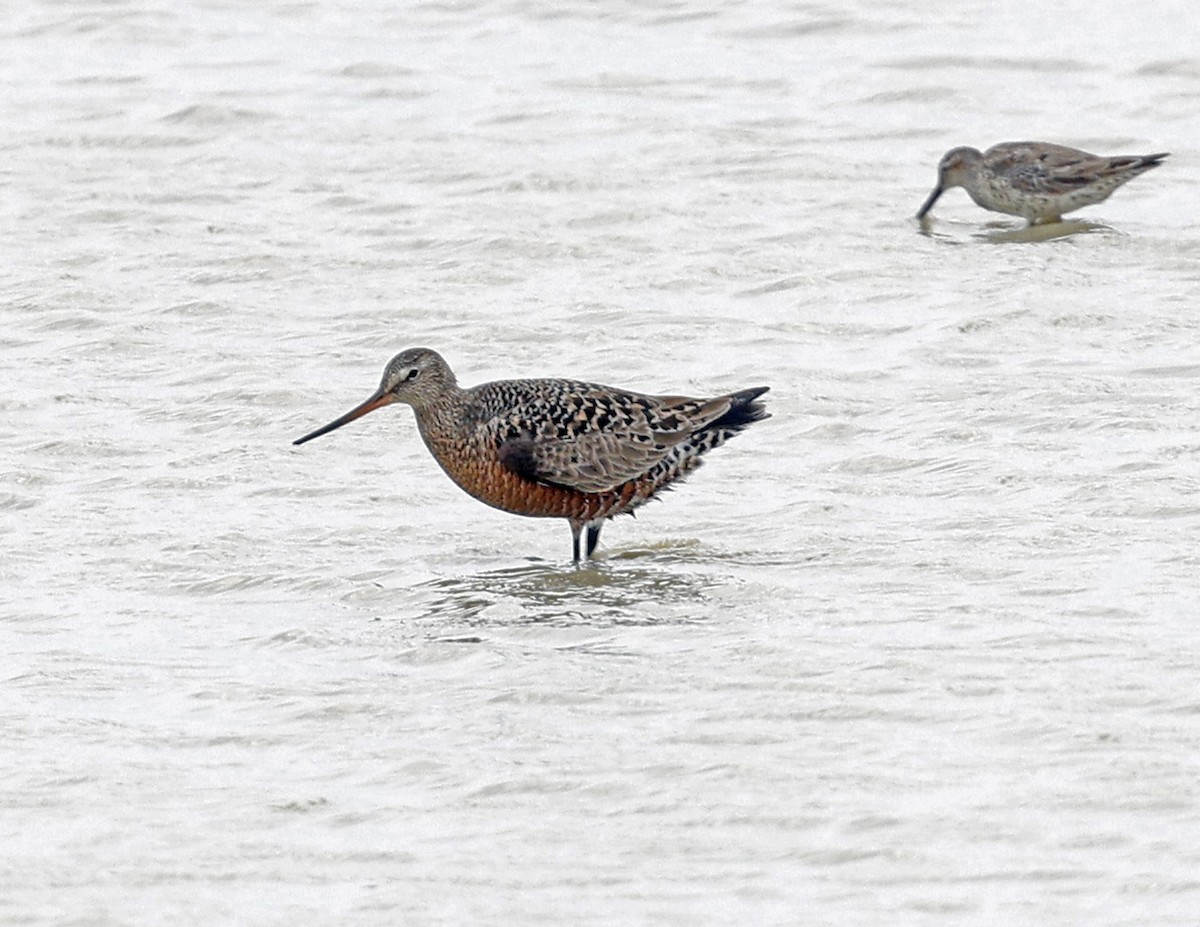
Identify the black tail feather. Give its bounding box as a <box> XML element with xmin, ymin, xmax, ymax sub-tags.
<box><xmin>713</xmin><ymin>386</ymin><xmax>770</xmax><ymax>432</ymax></box>
<box><xmin>630</xmin><ymin>385</ymin><xmax>769</xmax><ymax>504</ymax></box>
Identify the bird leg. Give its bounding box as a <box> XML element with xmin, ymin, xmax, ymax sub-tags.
<box><xmin>586</xmin><ymin>522</ymin><xmax>602</xmax><ymax>559</ymax></box>
<box><xmin>570</xmin><ymin>519</ymin><xmax>584</xmax><ymax>565</ymax></box>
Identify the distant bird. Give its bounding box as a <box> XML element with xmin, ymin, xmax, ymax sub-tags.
<box><xmin>916</xmin><ymin>142</ymin><xmax>1168</xmax><ymax>225</ymax></box>
<box><xmin>293</xmin><ymin>349</ymin><xmax>770</xmax><ymax>563</ymax></box>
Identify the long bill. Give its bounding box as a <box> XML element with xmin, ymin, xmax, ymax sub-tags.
<box><xmin>915</xmin><ymin>184</ymin><xmax>943</xmax><ymax>219</ymax></box>
<box><xmin>293</xmin><ymin>388</ymin><xmax>394</xmax><ymax>446</ymax></box>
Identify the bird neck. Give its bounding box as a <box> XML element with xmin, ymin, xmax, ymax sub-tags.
<box><xmin>412</xmin><ymin>386</ymin><xmax>468</xmax><ymax>434</ymax></box>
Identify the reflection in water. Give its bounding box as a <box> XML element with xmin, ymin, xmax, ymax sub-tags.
<box><xmin>401</xmin><ymin>548</ymin><xmax>721</xmax><ymax>628</ymax></box>
<box><xmin>915</xmin><ymin>213</ymin><xmax>945</xmax><ymax>239</ymax></box>
<box><xmin>979</xmin><ymin>218</ymin><xmax>1107</xmax><ymax>243</ymax></box>
<box><xmin>918</xmin><ymin>213</ymin><xmax>1109</xmax><ymax>242</ymax></box>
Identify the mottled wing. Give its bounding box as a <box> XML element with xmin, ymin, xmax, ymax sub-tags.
<box><xmin>990</xmin><ymin>142</ymin><xmax>1127</xmax><ymax>197</ymax></box>
<box><xmin>482</xmin><ymin>381</ymin><xmax>731</xmax><ymax>494</ymax></box>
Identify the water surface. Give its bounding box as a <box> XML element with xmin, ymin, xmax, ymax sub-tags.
<box><xmin>4</xmin><ymin>1</ymin><xmax>1200</xmax><ymax>924</ymax></box>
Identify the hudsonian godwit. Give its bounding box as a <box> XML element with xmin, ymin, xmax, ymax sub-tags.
<box><xmin>293</xmin><ymin>349</ymin><xmax>770</xmax><ymax>563</ymax></box>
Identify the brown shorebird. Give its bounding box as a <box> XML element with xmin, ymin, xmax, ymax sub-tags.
<box><xmin>916</xmin><ymin>142</ymin><xmax>1168</xmax><ymax>225</ymax></box>
<box><xmin>293</xmin><ymin>349</ymin><xmax>770</xmax><ymax>563</ymax></box>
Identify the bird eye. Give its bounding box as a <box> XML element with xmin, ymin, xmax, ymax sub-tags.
<box><xmin>405</xmin><ymin>368</ymin><xmax>420</xmax><ymax>381</ymax></box>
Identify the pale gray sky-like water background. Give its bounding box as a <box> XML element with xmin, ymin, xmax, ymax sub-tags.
<box><xmin>4</xmin><ymin>1</ymin><xmax>1200</xmax><ymax>924</ymax></box>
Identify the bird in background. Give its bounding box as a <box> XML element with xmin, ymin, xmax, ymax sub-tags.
<box><xmin>293</xmin><ymin>348</ymin><xmax>770</xmax><ymax>564</ymax></box>
<box><xmin>916</xmin><ymin>141</ymin><xmax>1168</xmax><ymax>225</ymax></box>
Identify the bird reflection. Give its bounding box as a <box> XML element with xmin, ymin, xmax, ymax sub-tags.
<box><xmin>918</xmin><ymin>214</ymin><xmax>1108</xmax><ymax>243</ymax></box>
<box><xmin>977</xmin><ymin>218</ymin><xmax>1107</xmax><ymax>243</ymax></box>
<box><xmin>405</xmin><ymin>549</ymin><xmax>719</xmax><ymax>628</ymax></box>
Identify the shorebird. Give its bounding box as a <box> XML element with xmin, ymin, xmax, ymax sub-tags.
<box><xmin>293</xmin><ymin>349</ymin><xmax>770</xmax><ymax>563</ymax></box>
<box><xmin>916</xmin><ymin>142</ymin><xmax>1168</xmax><ymax>225</ymax></box>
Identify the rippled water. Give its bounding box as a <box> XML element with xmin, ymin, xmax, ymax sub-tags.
<box><xmin>5</xmin><ymin>1</ymin><xmax>1200</xmax><ymax>923</ymax></box>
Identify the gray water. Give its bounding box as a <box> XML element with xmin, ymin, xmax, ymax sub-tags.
<box><xmin>4</xmin><ymin>1</ymin><xmax>1200</xmax><ymax>924</ymax></box>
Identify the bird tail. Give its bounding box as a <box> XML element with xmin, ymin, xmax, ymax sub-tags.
<box><xmin>681</xmin><ymin>386</ymin><xmax>770</xmax><ymax>461</ymax></box>
<box><xmin>712</xmin><ymin>386</ymin><xmax>771</xmax><ymax>432</ymax></box>
<box><xmin>630</xmin><ymin>386</ymin><xmax>771</xmax><ymax>505</ymax></box>
<box><xmin>1123</xmin><ymin>152</ymin><xmax>1169</xmax><ymax>175</ymax></box>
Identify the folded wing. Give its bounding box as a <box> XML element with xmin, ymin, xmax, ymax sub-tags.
<box><xmin>490</xmin><ymin>386</ymin><xmax>733</xmax><ymax>494</ymax></box>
